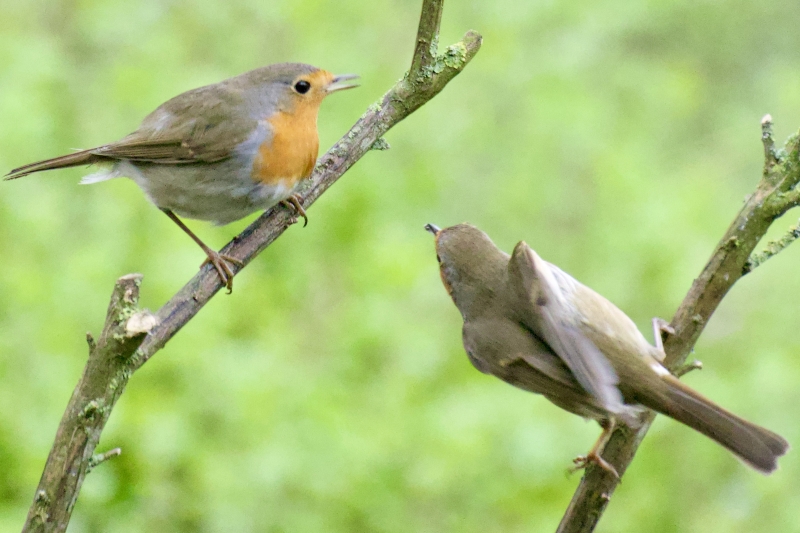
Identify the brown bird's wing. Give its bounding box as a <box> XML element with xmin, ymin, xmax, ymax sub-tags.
<box><xmin>6</xmin><ymin>82</ymin><xmax>259</xmax><ymax>180</ymax></box>
<box><xmin>561</xmin><ymin>272</ymin><xmax>662</xmax><ymax>367</ymax></box>
<box><xmin>462</xmin><ymin>318</ymin><xmax>576</xmax><ymax>386</ymax></box>
<box><xmin>507</xmin><ymin>241</ymin><xmax>626</xmax><ymax>415</ymax></box>
<box><xmin>462</xmin><ymin>318</ymin><xmax>608</xmax><ymax>418</ymax></box>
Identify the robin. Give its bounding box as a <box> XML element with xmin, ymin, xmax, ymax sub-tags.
<box><xmin>426</xmin><ymin>223</ymin><xmax>788</xmax><ymax>475</ymax></box>
<box><xmin>5</xmin><ymin>63</ymin><xmax>359</xmax><ymax>291</ymax></box>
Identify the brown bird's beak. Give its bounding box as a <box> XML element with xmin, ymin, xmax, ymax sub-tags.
<box><xmin>424</xmin><ymin>223</ymin><xmax>441</xmax><ymax>236</ymax></box>
<box><xmin>327</xmin><ymin>74</ymin><xmax>360</xmax><ymax>93</ymax></box>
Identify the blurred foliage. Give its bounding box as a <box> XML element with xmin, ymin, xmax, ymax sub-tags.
<box><xmin>1</xmin><ymin>0</ymin><xmax>800</xmax><ymax>531</ymax></box>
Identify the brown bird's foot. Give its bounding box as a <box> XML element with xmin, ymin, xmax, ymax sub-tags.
<box><xmin>570</xmin><ymin>452</ymin><xmax>620</xmax><ymax>479</ymax></box>
<box><xmin>281</xmin><ymin>195</ymin><xmax>308</xmax><ymax>227</ymax></box>
<box><xmin>651</xmin><ymin>317</ymin><xmax>675</xmax><ymax>360</ymax></box>
<box><xmin>568</xmin><ymin>418</ymin><xmax>619</xmax><ymax>478</ymax></box>
<box><xmin>673</xmin><ymin>359</ymin><xmax>703</xmax><ymax>378</ymax></box>
<box><xmin>200</xmin><ymin>251</ymin><xmax>244</xmax><ymax>293</ymax></box>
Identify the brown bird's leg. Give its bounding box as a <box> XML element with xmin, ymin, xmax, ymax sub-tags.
<box><xmin>570</xmin><ymin>419</ymin><xmax>619</xmax><ymax>479</ymax></box>
<box><xmin>161</xmin><ymin>209</ymin><xmax>243</xmax><ymax>293</ymax></box>
<box><xmin>651</xmin><ymin>317</ymin><xmax>703</xmax><ymax>376</ymax></box>
<box><xmin>651</xmin><ymin>317</ymin><xmax>675</xmax><ymax>360</ymax></box>
<box><xmin>280</xmin><ymin>194</ymin><xmax>308</xmax><ymax>227</ymax></box>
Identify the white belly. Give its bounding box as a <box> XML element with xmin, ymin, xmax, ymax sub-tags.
<box><xmin>81</xmin><ymin>158</ymin><xmax>297</xmax><ymax>226</ymax></box>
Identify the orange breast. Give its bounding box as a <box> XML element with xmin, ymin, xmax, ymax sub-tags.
<box><xmin>253</xmin><ymin>107</ymin><xmax>319</xmax><ymax>186</ymax></box>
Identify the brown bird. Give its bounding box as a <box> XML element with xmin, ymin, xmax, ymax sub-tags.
<box><xmin>6</xmin><ymin>63</ymin><xmax>358</xmax><ymax>291</ymax></box>
<box><xmin>426</xmin><ymin>223</ymin><xmax>789</xmax><ymax>475</ymax></box>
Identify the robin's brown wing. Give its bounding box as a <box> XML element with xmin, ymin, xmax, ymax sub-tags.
<box><xmin>507</xmin><ymin>241</ymin><xmax>625</xmax><ymax>415</ymax></box>
<box><xmin>93</xmin><ymin>82</ymin><xmax>260</xmax><ymax>164</ymax></box>
<box><xmin>6</xmin><ymin>82</ymin><xmax>260</xmax><ymax>179</ymax></box>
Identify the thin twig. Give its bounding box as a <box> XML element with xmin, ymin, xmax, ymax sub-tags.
<box><xmin>556</xmin><ymin>118</ymin><xmax>800</xmax><ymax>533</ymax></box>
<box><xmin>21</xmin><ymin>2</ymin><xmax>482</xmax><ymax>531</ymax></box>
<box><xmin>762</xmin><ymin>114</ymin><xmax>780</xmax><ymax>169</ymax></box>
<box><xmin>744</xmin><ymin>219</ymin><xmax>800</xmax><ymax>273</ymax></box>
<box><xmin>87</xmin><ymin>448</ymin><xmax>122</xmax><ymax>473</ymax></box>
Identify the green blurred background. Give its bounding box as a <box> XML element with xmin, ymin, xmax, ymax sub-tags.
<box><xmin>2</xmin><ymin>0</ymin><xmax>800</xmax><ymax>531</ymax></box>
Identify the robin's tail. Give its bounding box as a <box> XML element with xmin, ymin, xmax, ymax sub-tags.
<box><xmin>5</xmin><ymin>149</ymin><xmax>104</xmax><ymax>180</ymax></box>
<box><xmin>644</xmin><ymin>375</ymin><xmax>788</xmax><ymax>474</ymax></box>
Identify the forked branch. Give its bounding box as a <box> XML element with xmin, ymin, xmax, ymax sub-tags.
<box><xmin>557</xmin><ymin>116</ymin><xmax>800</xmax><ymax>533</ymax></box>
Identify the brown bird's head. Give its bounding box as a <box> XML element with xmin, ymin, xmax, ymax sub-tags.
<box><xmin>425</xmin><ymin>223</ymin><xmax>509</xmax><ymax>319</ymax></box>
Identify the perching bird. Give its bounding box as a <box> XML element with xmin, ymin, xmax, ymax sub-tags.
<box><xmin>6</xmin><ymin>63</ymin><xmax>359</xmax><ymax>291</ymax></box>
<box><xmin>426</xmin><ymin>222</ymin><xmax>788</xmax><ymax>475</ymax></box>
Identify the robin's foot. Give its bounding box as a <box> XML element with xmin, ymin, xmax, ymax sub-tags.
<box><xmin>570</xmin><ymin>452</ymin><xmax>620</xmax><ymax>479</ymax></box>
<box><xmin>201</xmin><ymin>251</ymin><xmax>244</xmax><ymax>293</ymax></box>
<box><xmin>673</xmin><ymin>359</ymin><xmax>703</xmax><ymax>378</ymax></box>
<box><xmin>281</xmin><ymin>195</ymin><xmax>308</xmax><ymax>227</ymax></box>
<box><xmin>160</xmin><ymin>209</ymin><xmax>244</xmax><ymax>293</ymax></box>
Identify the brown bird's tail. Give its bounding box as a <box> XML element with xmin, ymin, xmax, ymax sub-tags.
<box><xmin>644</xmin><ymin>375</ymin><xmax>789</xmax><ymax>474</ymax></box>
<box><xmin>5</xmin><ymin>149</ymin><xmax>103</xmax><ymax>180</ymax></box>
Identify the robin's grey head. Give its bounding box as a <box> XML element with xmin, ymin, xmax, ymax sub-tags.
<box><xmin>237</xmin><ymin>63</ymin><xmax>358</xmax><ymax>111</ymax></box>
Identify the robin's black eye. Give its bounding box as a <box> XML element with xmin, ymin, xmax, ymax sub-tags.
<box><xmin>294</xmin><ymin>80</ymin><xmax>311</xmax><ymax>94</ymax></box>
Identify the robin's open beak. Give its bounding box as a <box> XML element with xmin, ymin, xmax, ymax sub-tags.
<box><xmin>424</xmin><ymin>223</ymin><xmax>441</xmax><ymax>236</ymax></box>
<box><xmin>327</xmin><ymin>74</ymin><xmax>360</xmax><ymax>93</ymax></box>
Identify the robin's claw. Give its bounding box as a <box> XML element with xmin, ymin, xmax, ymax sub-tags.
<box><xmin>281</xmin><ymin>195</ymin><xmax>308</xmax><ymax>227</ymax></box>
<box><xmin>200</xmin><ymin>251</ymin><xmax>241</xmax><ymax>293</ymax></box>
<box><xmin>220</xmin><ymin>254</ymin><xmax>244</xmax><ymax>267</ymax></box>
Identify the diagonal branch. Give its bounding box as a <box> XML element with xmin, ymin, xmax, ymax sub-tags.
<box><xmin>22</xmin><ymin>275</ymin><xmax>156</xmax><ymax>533</ymax></box>
<box><xmin>556</xmin><ymin>116</ymin><xmax>800</xmax><ymax>533</ymax></box>
<box><xmin>21</xmin><ymin>1</ymin><xmax>481</xmax><ymax>531</ymax></box>
<box><xmin>130</xmin><ymin>29</ymin><xmax>482</xmax><ymax>374</ymax></box>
